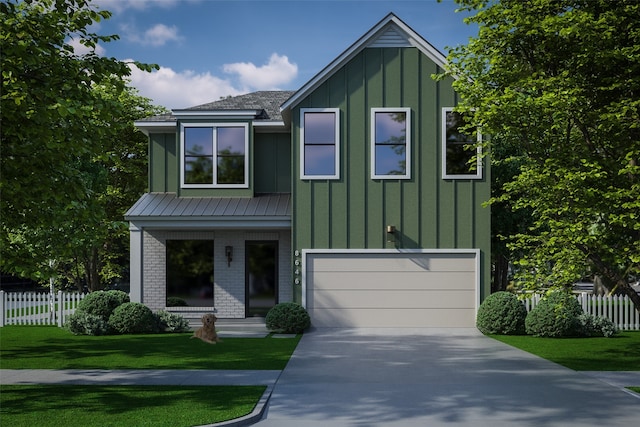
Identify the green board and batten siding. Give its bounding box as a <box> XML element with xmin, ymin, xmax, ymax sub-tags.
<box><xmin>292</xmin><ymin>47</ymin><xmax>491</xmax><ymax>298</ymax></box>
<box><xmin>149</xmin><ymin>132</ymin><xmax>177</xmax><ymax>193</ymax></box>
<box><xmin>254</xmin><ymin>132</ymin><xmax>291</xmax><ymax>194</ymax></box>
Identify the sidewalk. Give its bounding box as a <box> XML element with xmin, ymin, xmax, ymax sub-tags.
<box><xmin>0</xmin><ymin>369</ymin><xmax>281</xmax><ymax>386</ymax></box>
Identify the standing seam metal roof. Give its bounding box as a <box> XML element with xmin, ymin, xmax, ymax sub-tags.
<box><xmin>125</xmin><ymin>193</ymin><xmax>291</xmax><ymax>219</ymax></box>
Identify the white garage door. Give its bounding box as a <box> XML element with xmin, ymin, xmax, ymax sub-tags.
<box><xmin>304</xmin><ymin>250</ymin><xmax>478</xmax><ymax>328</ymax></box>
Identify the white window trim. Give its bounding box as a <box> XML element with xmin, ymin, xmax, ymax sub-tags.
<box><xmin>180</xmin><ymin>122</ymin><xmax>249</xmax><ymax>189</ymax></box>
<box><xmin>370</xmin><ymin>107</ymin><xmax>411</xmax><ymax>180</ymax></box>
<box><xmin>300</xmin><ymin>108</ymin><xmax>340</xmax><ymax>180</ymax></box>
<box><xmin>441</xmin><ymin>107</ymin><xmax>483</xmax><ymax>180</ymax></box>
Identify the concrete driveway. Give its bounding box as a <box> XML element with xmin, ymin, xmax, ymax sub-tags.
<box><xmin>257</xmin><ymin>328</ymin><xmax>639</xmax><ymax>426</ymax></box>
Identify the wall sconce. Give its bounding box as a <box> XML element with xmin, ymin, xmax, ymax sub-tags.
<box><xmin>225</xmin><ymin>246</ymin><xmax>233</xmax><ymax>267</ymax></box>
<box><xmin>386</xmin><ymin>225</ymin><xmax>396</xmax><ymax>243</ymax></box>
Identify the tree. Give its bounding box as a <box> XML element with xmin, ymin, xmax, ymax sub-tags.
<box><xmin>441</xmin><ymin>0</ymin><xmax>640</xmax><ymax>312</ymax></box>
<box><xmin>1</xmin><ymin>0</ymin><xmax>159</xmax><ymax>289</ymax></box>
<box><xmin>489</xmin><ymin>137</ymin><xmax>533</xmax><ymax>292</ymax></box>
<box><xmin>63</xmin><ymin>79</ymin><xmax>166</xmax><ymax>291</ymax></box>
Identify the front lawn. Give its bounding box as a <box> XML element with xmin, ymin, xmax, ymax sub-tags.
<box><xmin>492</xmin><ymin>331</ymin><xmax>640</xmax><ymax>371</ymax></box>
<box><xmin>1</xmin><ymin>385</ymin><xmax>265</xmax><ymax>427</ymax></box>
<box><xmin>0</xmin><ymin>326</ymin><xmax>300</xmax><ymax>370</ymax></box>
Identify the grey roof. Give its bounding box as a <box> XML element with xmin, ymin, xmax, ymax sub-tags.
<box><xmin>125</xmin><ymin>193</ymin><xmax>291</xmax><ymax>220</ymax></box>
<box><xmin>136</xmin><ymin>91</ymin><xmax>294</xmax><ymax>123</ymax></box>
<box><xmin>187</xmin><ymin>91</ymin><xmax>295</xmax><ymax>120</ymax></box>
<box><xmin>136</xmin><ymin>112</ymin><xmax>176</xmax><ymax>123</ymax></box>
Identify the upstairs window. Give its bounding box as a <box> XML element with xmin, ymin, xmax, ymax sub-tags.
<box><xmin>442</xmin><ymin>108</ymin><xmax>482</xmax><ymax>179</ymax></box>
<box><xmin>300</xmin><ymin>108</ymin><xmax>340</xmax><ymax>179</ymax></box>
<box><xmin>181</xmin><ymin>123</ymin><xmax>249</xmax><ymax>188</ymax></box>
<box><xmin>371</xmin><ymin>108</ymin><xmax>411</xmax><ymax>179</ymax></box>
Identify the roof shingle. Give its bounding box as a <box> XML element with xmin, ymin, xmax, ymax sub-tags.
<box><xmin>137</xmin><ymin>91</ymin><xmax>294</xmax><ymax>123</ymax></box>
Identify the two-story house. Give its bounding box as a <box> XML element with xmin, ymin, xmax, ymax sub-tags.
<box><xmin>127</xmin><ymin>13</ymin><xmax>490</xmax><ymax>328</ymax></box>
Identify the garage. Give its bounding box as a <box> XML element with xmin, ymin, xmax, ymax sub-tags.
<box><xmin>303</xmin><ymin>250</ymin><xmax>479</xmax><ymax>328</ymax></box>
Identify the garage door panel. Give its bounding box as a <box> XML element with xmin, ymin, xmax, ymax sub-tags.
<box><xmin>305</xmin><ymin>251</ymin><xmax>478</xmax><ymax>328</ymax></box>
<box><xmin>310</xmin><ymin>289</ymin><xmax>476</xmax><ymax>309</ymax></box>
<box><xmin>309</xmin><ymin>271</ymin><xmax>475</xmax><ymax>291</ymax></box>
<box><xmin>311</xmin><ymin>308</ymin><xmax>476</xmax><ymax>328</ymax></box>
<box><xmin>308</xmin><ymin>254</ymin><xmax>475</xmax><ymax>272</ymax></box>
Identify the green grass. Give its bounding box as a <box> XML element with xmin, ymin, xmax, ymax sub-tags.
<box><xmin>629</xmin><ymin>387</ymin><xmax>640</xmax><ymax>393</ymax></box>
<box><xmin>492</xmin><ymin>331</ymin><xmax>640</xmax><ymax>371</ymax></box>
<box><xmin>0</xmin><ymin>326</ymin><xmax>300</xmax><ymax>370</ymax></box>
<box><xmin>0</xmin><ymin>385</ymin><xmax>265</xmax><ymax>427</ymax></box>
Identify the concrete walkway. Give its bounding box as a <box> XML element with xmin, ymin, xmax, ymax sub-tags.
<box><xmin>0</xmin><ymin>369</ymin><xmax>280</xmax><ymax>386</ymax></box>
<box><xmin>256</xmin><ymin>328</ymin><xmax>640</xmax><ymax>427</ymax></box>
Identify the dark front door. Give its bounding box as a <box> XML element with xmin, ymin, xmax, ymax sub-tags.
<box><xmin>246</xmin><ymin>241</ymin><xmax>278</xmax><ymax>317</ymax></box>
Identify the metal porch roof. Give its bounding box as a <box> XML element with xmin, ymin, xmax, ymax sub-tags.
<box><xmin>125</xmin><ymin>193</ymin><xmax>291</xmax><ymax>221</ymax></box>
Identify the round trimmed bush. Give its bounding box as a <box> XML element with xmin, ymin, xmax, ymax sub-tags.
<box><xmin>476</xmin><ymin>291</ymin><xmax>527</xmax><ymax>335</ymax></box>
<box><xmin>577</xmin><ymin>313</ymin><xmax>619</xmax><ymax>338</ymax></box>
<box><xmin>65</xmin><ymin>311</ymin><xmax>109</xmax><ymax>336</ymax></box>
<box><xmin>77</xmin><ymin>290</ymin><xmax>130</xmax><ymax>321</ymax></box>
<box><xmin>155</xmin><ymin>310</ymin><xmax>191</xmax><ymax>333</ymax></box>
<box><xmin>265</xmin><ymin>302</ymin><xmax>310</xmax><ymax>334</ymax></box>
<box><xmin>525</xmin><ymin>291</ymin><xmax>583</xmax><ymax>337</ymax></box>
<box><xmin>108</xmin><ymin>302</ymin><xmax>157</xmax><ymax>334</ymax></box>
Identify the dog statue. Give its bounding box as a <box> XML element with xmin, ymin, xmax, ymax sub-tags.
<box><xmin>190</xmin><ymin>313</ymin><xmax>222</xmax><ymax>344</ymax></box>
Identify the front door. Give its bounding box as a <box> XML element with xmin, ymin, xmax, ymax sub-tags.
<box><xmin>246</xmin><ymin>241</ymin><xmax>278</xmax><ymax>317</ymax></box>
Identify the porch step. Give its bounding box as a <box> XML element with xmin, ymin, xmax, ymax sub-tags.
<box><xmin>216</xmin><ymin>317</ymin><xmax>268</xmax><ymax>332</ymax></box>
<box><xmin>183</xmin><ymin>314</ymin><xmax>269</xmax><ymax>335</ymax></box>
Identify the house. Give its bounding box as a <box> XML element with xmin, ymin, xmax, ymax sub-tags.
<box><xmin>127</xmin><ymin>13</ymin><xmax>490</xmax><ymax>328</ymax></box>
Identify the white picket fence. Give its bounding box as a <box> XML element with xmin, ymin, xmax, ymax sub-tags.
<box><xmin>0</xmin><ymin>291</ymin><xmax>85</xmax><ymax>327</ymax></box>
<box><xmin>522</xmin><ymin>293</ymin><xmax>640</xmax><ymax>331</ymax></box>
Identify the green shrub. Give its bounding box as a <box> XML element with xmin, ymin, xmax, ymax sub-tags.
<box><xmin>65</xmin><ymin>311</ymin><xmax>109</xmax><ymax>336</ymax></box>
<box><xmin>476</xmin><ymin>291</ymin><xmax>527</xmax><ymax>335</ymax></box>
<box><xmin>108</xmin><ymin>302</ymin><xmax>157</xmax><ymax>334</ymax></box>
<box><xmin>166</xmin><ymin>297</ymin><xmax>188</xmax><ymax>307</ymax></box>
<box><xmin>525</xmin><ymin>291</ymin><xmax>584</xmax><ymax>337</ymax></box>
<box><xmin>265</xmin><ymin>302</ymin><xmax>310</xmax><ymax>334</ymax></box>
<box><xmin>577</xmin><ymin>313</ymin><xmax>619</xmax><ymax>338</ymax></box>
<box><xmin>155</xmin><ymin>310</ymin><xmax>191</xmax><ymax>333</ymax></box>
<box><xmin>78</xmin><ymin>290</ymin><xmax>130</xmax><ymax>322</ymax></box>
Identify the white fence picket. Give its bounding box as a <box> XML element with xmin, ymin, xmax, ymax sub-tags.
<box><xmin>523</xmin><ymin>292</ymin><xmax>640</xmax><ymax>331</ymax></box>
<box><xmin>0</xmin><ymin>290</ymin><xmax>86</xmax><ymax>327</ymax></box>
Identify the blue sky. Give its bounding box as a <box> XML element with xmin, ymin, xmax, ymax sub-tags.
<box><xmin>87</xmin><ymin>0</ymin><xmax>478</xmax><ymax>109</ymax></box>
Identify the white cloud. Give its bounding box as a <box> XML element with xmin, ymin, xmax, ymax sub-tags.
<box><xmin>127</xmin><ymin>54</ymin><xmax>298</xmax><ymax>109</ymax></box>
<box><xmin>66</xmin><ymin>37</ymin><xmax>106</xmax><ymax>56</ymax></box>
<box><xmin>223</xmin><ymin>53</ymin><xmax>298</xmax><ymax>90</ymax></box>
<box><xmin>123</xmin><ymin>23</ymin><xmax>182</xmax><ymax>46</ymax></box>
<box><xmin>127</xmin><ymin>63</ymin><xmax>242</xmax><ymax>109</ymax></box>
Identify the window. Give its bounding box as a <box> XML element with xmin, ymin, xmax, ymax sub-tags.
<box><xmin>181</xmin><ymin>123</ymin><xmax>249</xmax><ymax>187</ymax></box>
<box><xmin>300</xmin><ymin>108</ymin><xmax>339</xmax><ymax>179</ymax></box>
<box><xmin>166</xmin><ymin>240</ymin><xmax>214</xmax><ymax>307</ymax></box>
<box><xmin>371</xmin><ymin>108</ymin><xmax>411</xmax><ymax>179</ymax></box>
<box><xmin>442</xmin><ymin>108</ymin><xmax>482</xmax><ymax>179</ymax></box>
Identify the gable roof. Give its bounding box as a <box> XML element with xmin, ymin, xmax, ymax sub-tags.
<box><xmin>280</xmin><ymin>13</ymin><xmax>448</xmax><ymax>117</ymax></box>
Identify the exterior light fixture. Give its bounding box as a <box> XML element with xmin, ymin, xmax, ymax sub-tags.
<box><xmin>225</xmin><ymin>246</ymin><xmax>233</xmax><ymax>267</ymax></box>
<box><xmin>386</xmin><ymin>225</ymin><xmax>396</xmax><ymax>243</ymax></box>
